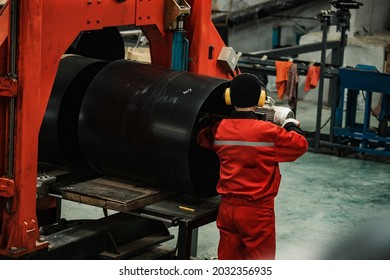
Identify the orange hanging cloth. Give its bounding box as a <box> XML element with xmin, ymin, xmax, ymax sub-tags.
<box><xmin>275</xmin><ymin>60</ymin><xmax>293</xmax><ymax>99</ymax></box>
<box><xmin>304</xmin><ymin>65</ymin><xmax>321</xmax><ymax>92</ymax></box>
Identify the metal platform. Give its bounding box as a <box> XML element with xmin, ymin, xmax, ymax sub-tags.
<box><xmin>61</xmin><ymin>176</ymin><xmax>175</xmax><ymax>213</ymax></box>
<box><xmin>137</xmin><ymin>194</ymin><xmax>221</xmax><ymax>259</ymax></box>
<box><xmin>57</xmin><ymin>175</ymin><xmax>220</xmax><ymax>259</ymax></box>
<box><xmin>25</xmin><ymin>212</ymin><xmax>174</xmax><ymax>260</ymax></box>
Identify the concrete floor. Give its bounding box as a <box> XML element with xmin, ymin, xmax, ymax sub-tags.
<box><xmin>178</xmin><ymin>150</ymin><xmax>390</xmax><ymax>260</ymax></box>
<box><xmin>61</xmin><ymin>98</ymin><xmax>390</xmax><ymax>260</ymax></box>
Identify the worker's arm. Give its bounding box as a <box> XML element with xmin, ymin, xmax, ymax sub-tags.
<box><xmin>196</xmin><ymin>118</ymin><xmax>221</xmax><ymax>150</ymax></box>
<box><xmin>282</xmin><ymin>118</ymin><xmax>304</xmax><ymax>135</ymax></box>
<box><xmin>274</xmin><ymin>119</ymin><xmax>308</xmax><ymax>162</ymax></box>
<box><xmin>197</xmin><ymin>126</ymin><xmax>215</xmax><ymax>150</ymax></box>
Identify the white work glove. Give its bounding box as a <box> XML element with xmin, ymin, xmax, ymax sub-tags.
<box><xmin>273</xmin><ymin>106</ymin><xmax>294</xmax><ymax>126</ymax></box>
<box><xmin>282</xmin><ymin>118</ymin><xmax>300</xmax><ymax>128</ymax></box>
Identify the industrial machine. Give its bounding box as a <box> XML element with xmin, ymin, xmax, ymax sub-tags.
<box><xmin>0</xmin><ymin>0</ymin><xmax>241</xmax><ymax>259</ymax></box>
<box><xmin>332</xmin><ymin>65</ymin><xmax>390</xmax><ymax>155</ymax></box>
<box><xmin>3</xmin><ymin>0</ymin><xmax>381</xmax><ymax>261</ymax></box>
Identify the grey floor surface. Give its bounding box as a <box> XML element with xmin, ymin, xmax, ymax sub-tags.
<box><xmin>61</xmin><ymin>99</ymin><xmax>390</xmax><ymax>260</ymax></box>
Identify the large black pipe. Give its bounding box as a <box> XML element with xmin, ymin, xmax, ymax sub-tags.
<box><xmin>39</xmin><ymin>55</ymin><xmax>108</xmax><ymax>168</ymax></box>
<box><xmin>40</xmin><ymin>58</ymin><xmax>231</xmax><ymax>197</ymax></box>
<box><xmin>78</xmin><ymin>60</ymin><xmax>231</xmax><ymax>196</ymax></box>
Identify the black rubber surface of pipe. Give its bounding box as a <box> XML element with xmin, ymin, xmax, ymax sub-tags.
<box><xmin>79</xmin><ymin>60</ymin><xmax>231</xmax><ymax>196</ymax></box>
<box><xmin>39</xmin><ymin>55</ymin><xmax>108</xmax><ymax>168</ymax></box>
<box><xmin>40</xmin><ymin>58</ymin><xmax>231</xmax><ymax>197</ymax></box>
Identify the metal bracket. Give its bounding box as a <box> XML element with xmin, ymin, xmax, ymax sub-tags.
<box><xmin>0</xmin><ymin>75</ymin><xmax>17</xmax><ymax>97</ymax></box>
<box><xmin>164</xmin><ymin>0</ymin><xmax>190</xmax><ymax>32</ymax></box>
<box><xmin>317</xmin><ymin>1</ymin><xmax>363</xmax><ymax>32</ymax></box>
<box><xmin>330</xmin><ymin>0</ymin><xmax>363</xmax><ymax>10</ymax></box>
<box><xmin>217</xmin><ymin>46</ymin><xmax>239</xmax><ymax>74</ymax></box>
<box><xmin>36</xmin><ymin>174</ymin><xmax>57</xmax><ymax>198</ymax></box>
<box><xmin>0</xmin><ymin>177</ymin><xmax>15</xmax><ymax>198</ymax></box>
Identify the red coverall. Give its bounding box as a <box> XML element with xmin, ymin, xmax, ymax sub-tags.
<box><xmin>197</xmin><ymin>111</ymin><xmax>308</xmax><ymax>260</ymax></box>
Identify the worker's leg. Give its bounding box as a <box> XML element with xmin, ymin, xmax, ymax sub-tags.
<box><xmin>239</xmin><ymin>206</ymin><xmax>276</xmax><ymax>260</ymax></box>
<box><xmin>216</xmin><ymin>202</ymin><xmax>244</xmax><ymax>260</ymax></box>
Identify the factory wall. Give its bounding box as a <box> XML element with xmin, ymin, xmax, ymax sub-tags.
<box><xmin>213</xmin><ymin>0</ymin><xmax>271</xmax><ymax>12</ymax></box>
<box><xmin>349</xmin><ymin>0</ymin><xmax>390</xmax><ymax>35</ymax></box>
<box><xmin>224</xmin><ymin>0</ymin><xmax>390</xmax><ymax>107</ymax></box>
<box><xmin>226</xmin><ymin>0</ymin><xmax>328</xmax><ymax>52</ymax></box>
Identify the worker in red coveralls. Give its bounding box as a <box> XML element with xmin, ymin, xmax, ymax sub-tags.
<box><xmin>197</xmin><ymin>73</ymin><xmax>308</xmax><ymax>260</ymax></box>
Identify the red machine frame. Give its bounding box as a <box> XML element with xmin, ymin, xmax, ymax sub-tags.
<box><xmin>0</xmin><ymin>0</ymin><xmax>229</xmax><ymax>257</ymax></box>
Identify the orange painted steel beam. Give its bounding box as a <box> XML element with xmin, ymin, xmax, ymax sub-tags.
<box><xmin>185</xmin><ymin>0</ymin><xmax>230</xmax><ymax>79</ymax></box>
<box><xmin>0</xmin><ymin>75</ymin><xmax>17</xmax><ymax>97</ymax></box>
<box><xmin>0</xmin><ymin>2</ymin><xmax>10</xmax><ymax>229</ymax></box>
<box><xmin>137</xmin><ymin>0</ymin><xmax>172</xmax><ymax>68</ymax></box>
<box><xmin>0</xmin><ymin>3</ymin><xmax>9</xmax><ymax>47</ymax></box>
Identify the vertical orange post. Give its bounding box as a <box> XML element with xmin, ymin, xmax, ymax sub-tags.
<box><xmin>0</xmin><ymin>0</ymin><xmax>46</xmax><ymax>255</ymax></box>
<box><xmin>136</xmin><ymin>0</ymin><xmax>172</xmax><ymax>68</ymax></box>
<box><xmin>0</xmin><ymin>0</ymin><xmax>138</xmax><ymax>257</ymax></box>
<box><xmin>0</xmin><ymin>2</ymin><xmax>10</xmax><ymax>177</ymax></box>
<box><xmin>0</xmin><ymin>3</ymin><xmax>10</xmax><ymax>230</ymax></box>
<box><xmin>185</xmin><ymin>0</ymin><xmax>230</xmax><ymax>79</ymax></box>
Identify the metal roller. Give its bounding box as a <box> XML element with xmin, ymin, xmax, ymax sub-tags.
<box><xmin>79</xmin><ymin>60</ymin><xmax>231</xmax><ymax>196</ymax></box>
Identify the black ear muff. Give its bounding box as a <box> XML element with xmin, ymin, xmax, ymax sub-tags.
<box><xmin>258</xmin><ymin>88</ymin><xmax>266</xmax><ymax>107</ymax></box>
<box><xmin>224</xmin><ymin>87</ymin><xmax>232</xmax><ymax>105</ymax></box>
<box><xmin>257</xmin><ymin>80</ymin><xmax>267</xmax><ymax>107</ymax></box>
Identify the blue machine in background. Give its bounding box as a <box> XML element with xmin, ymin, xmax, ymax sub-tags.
<box><xmin>333</xmin><ymin>65</ymin><xmax>390</xmax><ymax>156</ymax></box>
